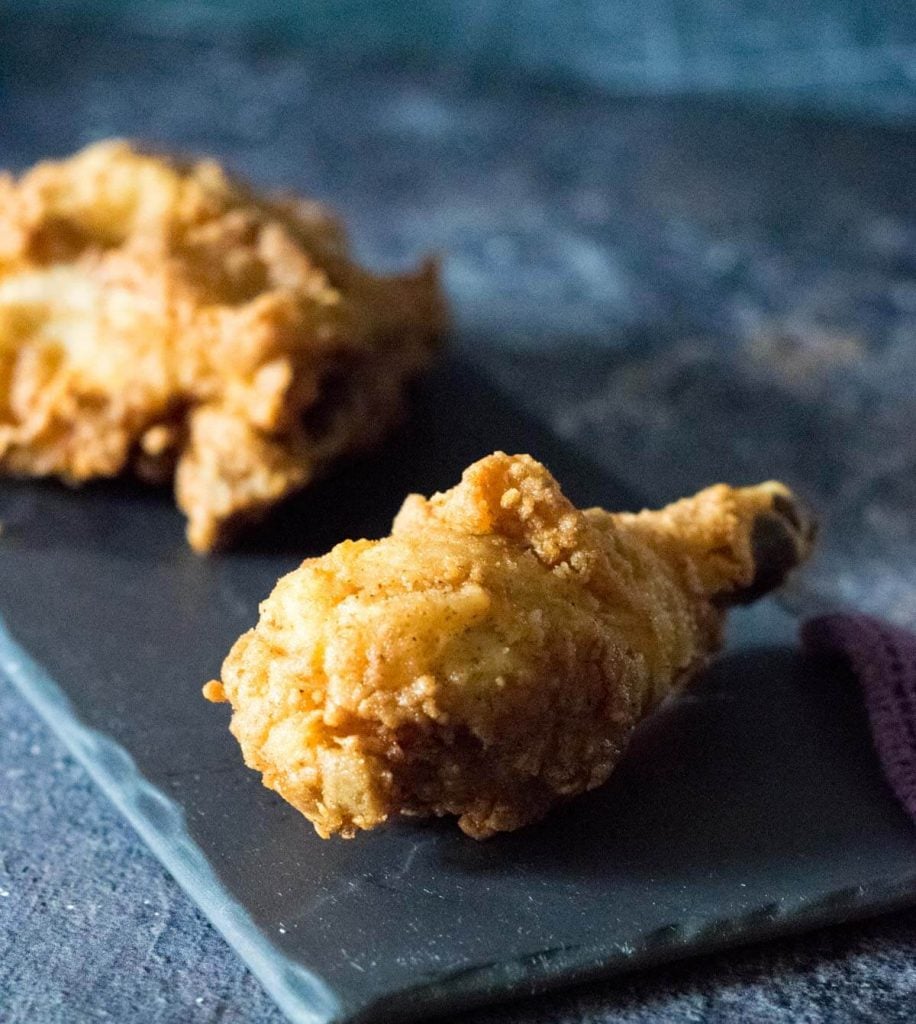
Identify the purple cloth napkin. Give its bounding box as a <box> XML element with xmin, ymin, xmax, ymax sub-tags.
<box><xmin>802</xmin><ymin>614</ymin><xmax>916</xmax><ymax>823</ymax></box>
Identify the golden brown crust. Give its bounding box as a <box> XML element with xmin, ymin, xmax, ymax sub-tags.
<box><xmin>0</xmin><ymin>140</ymin><xmax>444</xmax><ymax>550</ymax></box>
<box><xmin>206</xmin><ymin>452</ymin><xmax>814</xmax><ymax>839</ymax></box>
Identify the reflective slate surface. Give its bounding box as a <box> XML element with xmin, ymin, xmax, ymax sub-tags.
<box><xmin>2</xmin><ymin>359</ymin><xmax>916</xmax><ymax>1024</ymax></box>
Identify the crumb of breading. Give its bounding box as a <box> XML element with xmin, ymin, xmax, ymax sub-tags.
<box><xmin>206</xmin><ymin>452</ymin><xmax>815</xmax><ymax>838</ymax></box>
<box><xmin>0</xmin><ymin>140</ymin><xmax>445</xmax><ymax>550</ymax></box>
<box><xmin>202</xmin><ymin>680</ymin><xmax>226</xmax><ymax>702</ymax></box>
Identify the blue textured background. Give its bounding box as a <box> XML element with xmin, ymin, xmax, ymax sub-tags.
<box><xmin>14</xmin><ymin>0</ymin><xmax>916</xmax><ymax>121</ymax></box>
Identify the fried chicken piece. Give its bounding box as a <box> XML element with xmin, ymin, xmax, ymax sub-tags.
<box><xmin>204</xmin><ymin>453</ymin><xmax>815</xmax><ymax>838</ymax></box>
<box><xmin>0</xmin><ymin>140</ymin><xmax>444</xmax><ymax>550</ymax></box>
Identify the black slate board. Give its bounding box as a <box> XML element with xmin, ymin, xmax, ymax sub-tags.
<box><xmin>2</xmin><ymin>357</ymin><xmax>916</xmax><ymax>1024</ymax></box>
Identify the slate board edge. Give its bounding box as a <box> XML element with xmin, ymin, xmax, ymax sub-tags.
<box><xmin>5</xmin><ymin>605</ymin><xmax>916</xmax><ymax>1024</ymax></box>
<box><xmin>0</xmin><ymin>613</ymin><xmax>342</xmax><ymax>1024</ymax></box>
<box><xmin>361</xmin><ymin>871</ymin><xmax>916</xmax><ymax>1024</ymax></box>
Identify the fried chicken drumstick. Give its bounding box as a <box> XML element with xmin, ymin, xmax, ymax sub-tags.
<box><xmin>0</xmin><ymin>140</ymin><xmax>443</xmax><ymax>550</ymax></box>
<box><xmin>204</xmin><ymin>453</ymin><xmax>815</xmax><ymax>838</ymax></box>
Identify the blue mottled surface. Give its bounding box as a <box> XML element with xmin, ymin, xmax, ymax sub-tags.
<box><xmin>10</xmin><ymin>2</ymin><xmax>916</xmax><ymax>121</ymax></box>
<box><xmin>1</xmin><ymin>15</ymin><xmax>916</xmax><ymax>1024</ymax></box>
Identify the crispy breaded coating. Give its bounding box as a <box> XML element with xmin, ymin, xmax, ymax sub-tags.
<box><xmin>0</xmin><ymin>140</ymin><xmax>444</xmax><ymax>550</ymax></box>
<box><xmin>205</xmin><ymin>452</ymin><xmax>815</xmax><ymax>838</ymax></box>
